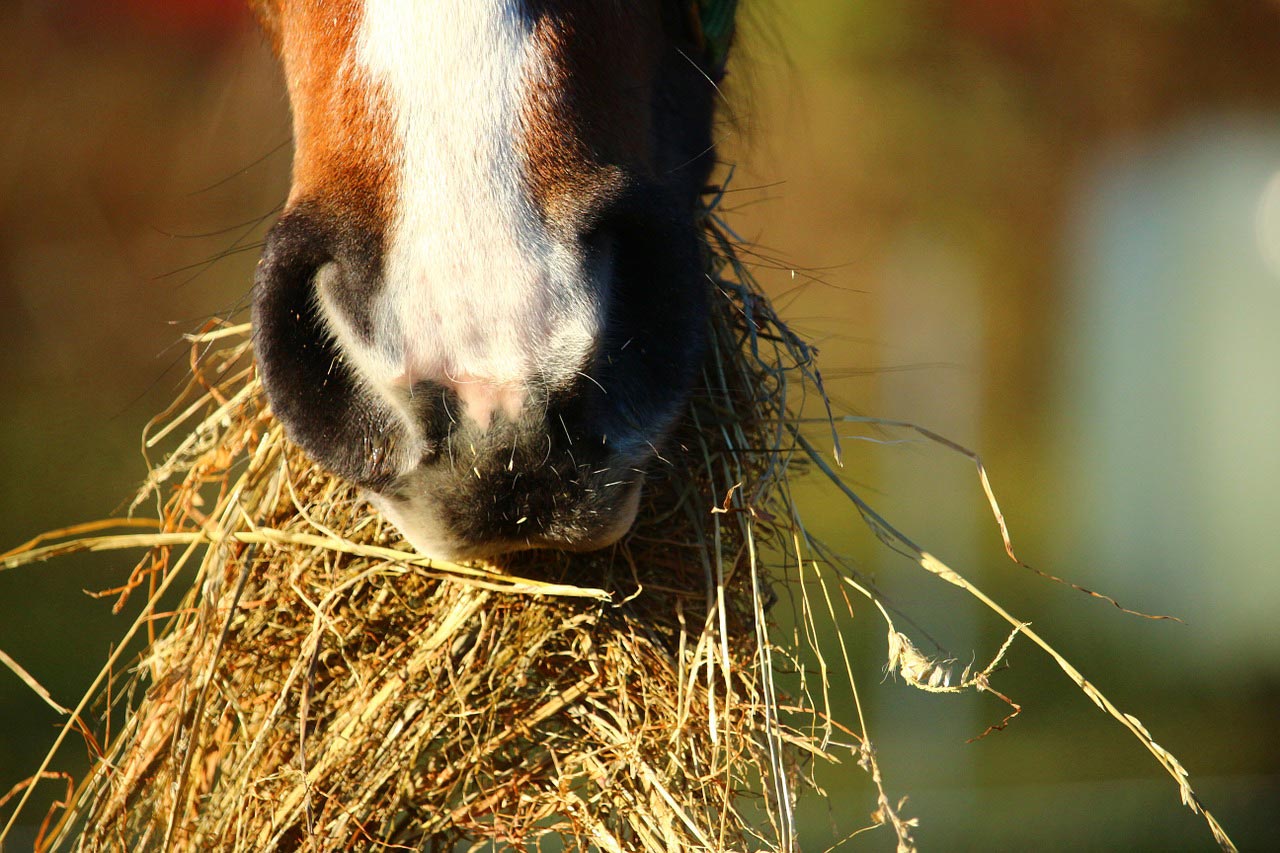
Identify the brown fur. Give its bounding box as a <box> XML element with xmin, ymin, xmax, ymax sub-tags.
<box><xmin>249</xmin><ymin>0</ymin><xmax>396</xmax><ymax>235</ymax></box>
<box><xmin>250</xmin><ymin>3</ymin><xmax>702</xmax><ymax>240</ymax></box>
<box><xmin>521</xmin><ymin>4</ymin><xmax>665</xmax><ymax>230</ymax></box>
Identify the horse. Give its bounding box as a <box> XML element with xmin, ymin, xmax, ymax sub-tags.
<box><xmin>247</xmin><ymin>1</ymin><xmax>736</xmax><ymax>560</ymax></box>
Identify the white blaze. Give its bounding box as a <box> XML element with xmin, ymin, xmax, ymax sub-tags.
<box><xmin>335</xmin><ymin>0</ymin><xmax>598</xmax><ymax>429</ymax></box>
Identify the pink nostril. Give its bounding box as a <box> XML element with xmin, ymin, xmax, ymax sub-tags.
<box><xmin>446</xmin><ymin>375</ymin><xmax>525</xmax><ymax>431</ymax></box>
<box><xmin>389</xmin><ymin>357</ymin><xmax>526</xmax><ymax>431</ymax></box>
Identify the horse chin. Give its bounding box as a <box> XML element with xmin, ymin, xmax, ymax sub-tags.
<box><xmin>368</xmin><ymin>470</ymin><xmax>645</xmax><ymax>563</ymax></box>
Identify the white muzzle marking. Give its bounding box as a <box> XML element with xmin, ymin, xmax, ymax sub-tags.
<box><xmin>328</xmin><ymin>0</ymin><xmax>599</xmax><ymax>432</ymax></box>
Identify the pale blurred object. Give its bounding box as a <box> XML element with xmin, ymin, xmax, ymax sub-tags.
<box><xmin>1058</xmin><ymin>117</ymin><xmax>1280</xmax><ymax>674</ymax></box>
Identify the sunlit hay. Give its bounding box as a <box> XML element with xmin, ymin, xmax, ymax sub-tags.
<box><xmin>7</xmin><ymin>199</ymin><xmax>837</xmax><ymax>852</ymax></box>
<box><xmin>1</xmin><ymin>188</ymin><xmax>1241</xmax><ymax>851</ymax></box>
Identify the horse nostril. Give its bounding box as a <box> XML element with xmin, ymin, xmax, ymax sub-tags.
<box><xmin>253</xmin><ymin>209</ymin><xmax>410</xmax><ymax>492</ymax></box>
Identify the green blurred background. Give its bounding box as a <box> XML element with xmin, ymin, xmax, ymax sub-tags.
<box><xmin>2</xmin><ymin>0</ymin><xmax>1278</xmax><ymax>849</ymax></box>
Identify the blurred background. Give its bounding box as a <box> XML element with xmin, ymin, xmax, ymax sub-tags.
<box><xmin>1</xmin><ymin>0</ymin><xmax>1278</xmax><ymax>849</ymax></box>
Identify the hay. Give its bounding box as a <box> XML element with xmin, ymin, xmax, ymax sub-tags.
<box><xmin>6</xmin><ymin>198</ymin><xmax>841</xmax><ymax>851</ymax></box>
<box><xmin>0</xmin><ymin>189</ymin><xmax>1240</xmax><ymax>851</ymax></box>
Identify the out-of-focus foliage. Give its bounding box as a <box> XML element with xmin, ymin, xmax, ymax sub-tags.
<box><xmin>725</xmin><ymin>1</ymin><xmax>1280</xmax><ymax>848</ymax></box>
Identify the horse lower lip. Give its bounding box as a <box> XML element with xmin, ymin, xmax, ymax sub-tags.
<box><xmin>367</xmin><ymin>463</ymin><xmax>646</xmax><ymax>561</ymax></box>
<box><xmin>486</xmin><ymin>479</ymin><xmax>644</xmax><ymax>556</ymax></box>
<box><xmin>540</xmin><ymin>478</ymin><xmax>644</xmax><ymax>553</ymax></box>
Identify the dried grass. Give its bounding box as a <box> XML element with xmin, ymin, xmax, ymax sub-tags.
<box><xmin>0</xmin><ymin>189</ymin><xmax>1238</xmax><ymax>851</ymax></box>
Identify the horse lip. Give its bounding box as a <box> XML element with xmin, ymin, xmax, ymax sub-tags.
<box><xmin>451</xmin><ymin>481</ymin><xmax>644</xmax><ymax>559</ymax></box>
<box><xmin>369</xmin><ymin>468</ymin><xmax>645</xmax><ymax>561</ymax></box>
<box><xmin>531</xmin><ymin>478</ymin><xmax>644</xmax><ymax>553</ymax></box>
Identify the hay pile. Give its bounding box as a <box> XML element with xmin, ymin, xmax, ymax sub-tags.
<box><xmin>14</xmin><ymin>207</ymin><xmax>839</xmax><ymax>851</ymax></box>
<box><xmin>0</xmin><ymin>195</ymin><xmax>1240</xmax><ymax>852</ymax></box>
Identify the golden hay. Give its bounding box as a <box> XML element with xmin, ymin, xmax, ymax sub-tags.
<box><xmin>17</xmin><ymin>207</ymin><xmax>839</xmax><ymax>852</ymax></box>
<box><xmin>0</xmin><ymin>194</ymin><xmax>1238</xmax><ymax>852</ymax></box>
